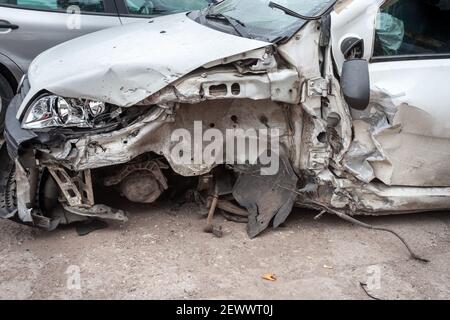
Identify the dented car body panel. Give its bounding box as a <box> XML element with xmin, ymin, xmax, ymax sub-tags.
<box><xmin>19</xmin><ymin>12</ymin><xmax>271</xmax><ymax>115</ymax></box>
<box><xmin>2</xmin><ymin>0</ymin><xmax>449</xmax><ymax>237</ymax></box>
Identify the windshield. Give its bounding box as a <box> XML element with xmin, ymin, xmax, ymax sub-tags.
<box><xmin>125</xmin><ymin>0</ymin><xmax>211</xmax><ymax>15</ymax></box>
<box><xmin>205</xmin><ymin>0</ymin><xmax>336</xmax><ymax>42</ymax></box>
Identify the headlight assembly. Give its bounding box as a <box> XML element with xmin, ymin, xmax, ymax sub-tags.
<box><xmin>22</xmin><ymin>95</ymin><xmax>109</xmax><ymax>130</ymax></box>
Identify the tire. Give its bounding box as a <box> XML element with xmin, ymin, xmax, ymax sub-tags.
<box><xmin>0</xmin><ymin>143</ymin><xmax>17</xmax><ymax>219</ymax></box>
<box><xmin>0</xmin><ymin>73</ymin><xmax>14</xmax><ymax>134</ymax></box>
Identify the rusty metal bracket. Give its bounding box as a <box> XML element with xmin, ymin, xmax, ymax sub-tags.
<box><xmin>62</xmin><ymin>204</ymin><xmax>128</xmax><ymax>222</ymax></box>
<box><xmin>305</xmin><ymin>77</ymin><xmax>331</xmax><ymax>98</ymax></box>
<box><xmin>48</xmin><ymin>166</ymin><xmax>94</xmax><ymax>208</ymax></box>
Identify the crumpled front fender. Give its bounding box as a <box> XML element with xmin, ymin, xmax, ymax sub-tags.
<box><xmin>17</xmin><ymin>13</ymin><xmax>271</xmax><ymax>118</ymax></box>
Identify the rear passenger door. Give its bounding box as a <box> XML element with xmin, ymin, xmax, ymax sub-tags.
<box><xmin>115</xmin><ymin>0</ymin><xmax>210</xmax><ymax>24</ymax></box>
<box><xmin>0</xmin><ymin>0</ymin><xmax>121</xmax><ymax>73</ymax></box>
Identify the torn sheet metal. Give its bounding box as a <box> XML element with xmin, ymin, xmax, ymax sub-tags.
<box><xmin>143</xmin><ymin>67</ymin><xmax>301</xmax><ymax>105</ymax></box>
<box><xmin>294</xmin><ymin>169</ymin><xmax>450</xmax><ymax>216</ymax></box>
<box><xmin>40</xmin><ymin>99</ymin><xmax>296</xmax><ymax>177</ymax></box>
<box><xmin>342</xmin><ymin>119</ymin><xmax>384</xmax><ymax>183</ymax></box>
<box><xmin>19</xmin><ymin>13</ymin><xmax>270</xmax><ymax>116</ymax></box>
<box><xmin>342</xmin><ymin>90</ymin><xmax>393</xmax><ymax>183</ymax></box>
<box><xmin>330</xmin><ymin>182</ymin><xmax>450</xmax><ymax>214</ymax></box>
<box><xmin>4</xmin><ymin>0</ymin><xmax>450</xmax><ymax>233</ymax></box>
<box><xmin>344</xmin><ymin>88</ymin><xmax>450</xmax><ymax>187</ymax></box>
<box><xmin>371</xmin><ymin>104</ymin><xmax>450</xmax><ymax>186</ymax></box>
<box><xmin>63</xmin><ymin>204</ymin><xmax>128</xmax><ymax>222</ymax></box>
<box><xmin>15</xmin><ymin>160</ymin><xmax>36</xmax><ymax>222</ymax></box>
<box><xmin>232</xmin><ymin>153</ymin><xmax>298</xmax><ymax>238</ymax></box>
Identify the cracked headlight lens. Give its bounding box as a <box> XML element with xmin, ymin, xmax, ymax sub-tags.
<box><xmin>22</xmin><ymin>95</ymin><xmax>107</xmax><ymax>130</ymax></box>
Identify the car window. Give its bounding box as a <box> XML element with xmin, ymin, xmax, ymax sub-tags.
<box><xmin>198</xmin><ymin>0</ymin><xmax>336</xmax><ymax>42</ymax></box>
<box><xmin>373</xmin><ymin>0</ymin><xmax>450</xmax><ymax>57</ymax></box>
<box><xmin>124</xmin><ymin>0</ymin><xmax>208</xmax><ymax>16</ymax></box>
<box><xmin>0</xmin><ymin>0</ymin><xmax>105</xmax><ymax>13</ymax></box>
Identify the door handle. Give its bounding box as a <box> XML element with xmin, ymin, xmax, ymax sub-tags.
<box><xmin>0</xmin><ymin>22</ymin><xmax>19</xmax><ymax>30</ymax></box>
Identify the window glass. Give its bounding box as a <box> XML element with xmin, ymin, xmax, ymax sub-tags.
<box><xmin>374</xmin><ymin>0</ymin><xmax>450</xmax><ymax>57</ymax></box>
<box><xmin>211</xmin><ymin>0</ymin><xmax>335</xmax><ymax>29</ymax></box>
<box><xmin>125</xmin><ymin>0</ymin><xmax>208</xmax><ymax>16</ymax></box>
<box><xmin>0</xmin><ymin>0</ymin><xmax>105</xmax><ymax>13</ymax></box>
<box><xmin>205</xmin><ymin>0</ymin><xmax>336</xmax><ymax>42</ymax></box>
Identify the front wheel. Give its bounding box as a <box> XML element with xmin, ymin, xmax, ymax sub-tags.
<box><xmin>0</xmin><ymin>73</ymin><xmax>14</xmax><ymax>134</ymax></box>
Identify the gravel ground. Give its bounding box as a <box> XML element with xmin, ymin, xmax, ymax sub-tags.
<box><xmin>0</xmin><ymin>198</ymin><xmax>449</xmax><ymax>300</ymax></box>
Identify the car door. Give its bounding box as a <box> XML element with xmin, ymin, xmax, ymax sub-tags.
<box><xmin>114</xmin><ymin>0</ymin><xmax>211</xmax><ymax>24</ymax></box>
<box><xmin>332</xmin><ymin>0</ymin><xmax>450</xmax><ymax>187</ymax></box>
<box><xmin>0</xmin><ymin>0</ymin><xmax>122</xmax><ymax>74</ymax></box>
<box><xmin>367</xmin><ymin>0</ymin><xmax>450</xmax><ymax>187</ymax></box>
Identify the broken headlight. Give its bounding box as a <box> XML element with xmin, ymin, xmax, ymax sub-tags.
<box><xmin>22</xmin><ymin>95</ymin><xmax>109</xmax><ymax>130</ymax></box>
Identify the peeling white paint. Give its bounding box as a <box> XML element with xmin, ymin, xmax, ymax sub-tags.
<box><xmin>18</xmin><ymin>13</ymin><xmax>270</xmax><ymax>117</ymax></box>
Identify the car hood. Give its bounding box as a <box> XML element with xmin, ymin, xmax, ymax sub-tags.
<box><xmin>20</xmin><ymin>13</ymin><xmax>270</xmax><ymax>115</ymax></box>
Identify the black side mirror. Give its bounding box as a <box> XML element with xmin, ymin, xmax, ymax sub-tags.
<box><xmin>341</xmin><ymin>59</ymin><xmax>370</xmax><ymax>111</ymax></box>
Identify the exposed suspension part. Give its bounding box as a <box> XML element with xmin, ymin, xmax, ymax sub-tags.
<box><xmin>48</xmin><ymin>165</ymin><xmax>127</xmax><ymax>222</ymax></box>
<box><xmin>104</xmin><ymin>159</ymin><xmax>169</xmax><ymax>204</ymax></box>
<box><xmin>48</xmin><ymin>166</ymin><xmax>94</xmax><ymax>207</ymax></box>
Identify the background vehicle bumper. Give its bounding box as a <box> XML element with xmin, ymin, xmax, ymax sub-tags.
<box><xmin>4</xmin><ymin>78</ymin><xmax>37</xmax><ymax>159</ymax></box>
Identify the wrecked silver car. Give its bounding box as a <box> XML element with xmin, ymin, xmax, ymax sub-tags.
<box><xmin>1</xmin><ymin>0</ymin><xmax>449</xmax><ymax>239</ymax></box>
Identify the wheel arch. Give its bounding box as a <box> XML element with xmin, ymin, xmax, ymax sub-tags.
<box><xmin>0</xmin><ymin>53</ymin><xmax>24</xmax><ymax>93</ymax></box>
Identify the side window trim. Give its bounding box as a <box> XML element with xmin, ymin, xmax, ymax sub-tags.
<box><xmin>371</xmin><ymin>53</ymin><xmax>450</xmax><ymax>63</ymax></box>
<box><xmin>0</xmin><ymin>0</ymin><xmax>119</xmax><ymax>15</ymax></box>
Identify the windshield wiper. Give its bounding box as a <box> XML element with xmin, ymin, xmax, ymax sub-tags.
<box><xmin>205</xmin><ymin>13</ymin><xmax>251</xmax><ymax>38</ymax></box>
<box><xmin>268</xmin><ymin>1</ymin><xmax>326</xmax><ymax>21</ymax></box>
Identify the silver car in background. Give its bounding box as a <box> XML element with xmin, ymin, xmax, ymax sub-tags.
<box><xmin>0</xmin><ymin>0</ymin><xmax>211</xmax><ymax>131</ymax></box>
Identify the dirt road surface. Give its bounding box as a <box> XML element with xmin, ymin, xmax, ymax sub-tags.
<box><xmin>0</xmin><ymin>198</ymin><xmax>449</xmax><ymax>300</ymax></box>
